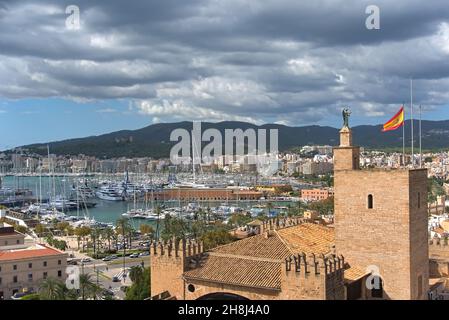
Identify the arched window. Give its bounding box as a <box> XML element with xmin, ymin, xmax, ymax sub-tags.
<box><xmin>368</xmin><ymin>194</ymin><xmax>374</xmax><ymax>209</ymax></box>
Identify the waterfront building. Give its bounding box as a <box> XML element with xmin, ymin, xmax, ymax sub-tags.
<box><xmin>147</xmin><ymin>188</ymin><xmax>263</xmax><ymax>202</ymax></box>
<box><xmin>0</xmin><ymin>223</ymin><xmax>67</xmax><ymax>300</ymax></box>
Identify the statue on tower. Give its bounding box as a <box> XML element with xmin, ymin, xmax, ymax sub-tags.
<box><xmin>342</xmin><ymin>107</ymin><xmax>351</xmax><ymax>128</ymax></box>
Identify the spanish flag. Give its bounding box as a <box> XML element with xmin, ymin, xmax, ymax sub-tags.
<box><xmin>382</xmin><ymin>106</ymin><xmax>405</xmax><ymax>132</ymax></box>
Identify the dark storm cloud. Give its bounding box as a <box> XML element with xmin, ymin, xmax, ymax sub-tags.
<box><xmin>0</xmin><ymin>0</ymin><xmax>448</xmax><ymax>124</ymax></box>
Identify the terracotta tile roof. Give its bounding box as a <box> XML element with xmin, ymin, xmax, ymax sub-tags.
<box><xmin>183</xmin><ymin>223</ymin><xmax>335</xmax><ymax>289</ymax></box>
<box><xmin>0</xmin><ymin>244</ymin><xmax>65</xmax><ymax>261</ymax></box>
<box><xmin>276</xmin><ymin>223</ymin><xmax>334</xmax><ymax>255</ymax></box>
<box><xmin>210</xmin><ymin>232</ymin><xmax>291</xmax><ymax>260</ymax></box>
<box><xmin>184</xmin><ymin>255</ymin><xmax>281</xmax><ymax>290</ymax></box>
<box><xmin>344</xmin><ymin>264</ymin><xmax>369</xmax><ymax>283</ymax></box>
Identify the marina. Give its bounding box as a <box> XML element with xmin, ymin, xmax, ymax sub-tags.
<box><xmin>0</xmin><ymin>174</ymin><xmax>303</xmax><ymax>229</ymax></box>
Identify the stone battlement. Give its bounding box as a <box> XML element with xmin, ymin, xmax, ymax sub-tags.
<box><xmin>260</xmin><ymin>216</ymin><xmax>304</xmax><ymax>233</ymax></box>
<box><xmin>429</xmin><ymin>238</ymin><xmax>449</xmax><ymax>247</ymax></box>
<box><xmin>150</xmin><ymin>238</ymin><xmax>204</xmax><ymax>258</ymax></box>
<box><xmin>284</xmin><ymin>253</ymin><xmax>344</xmax><ymax>277</ymax></box>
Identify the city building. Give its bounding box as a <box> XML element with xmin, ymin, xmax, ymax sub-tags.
<box><xmin>300</xmin><ymin>188</ymin><xmax>334</xmax><ymax>202</ymax></box>
<box><xmin>300</xmin><ymin>161</ymin><xmax>333</xmax><ymax>176</ymax></box>
<box><xmin>0</xmin><ymin>223</ymin><xmax>67</xmax><ymax>300</ymax></box>
<box><xmin>147</xmin><ymin>188</ymin><xmax>263</xmax><ymax>202</ymax></box>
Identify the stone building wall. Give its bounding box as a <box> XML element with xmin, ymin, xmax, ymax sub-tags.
<box><xmin>334</xmin><ymin>168</ymin><xmax>429</xmax><ymax>299</ymax></box>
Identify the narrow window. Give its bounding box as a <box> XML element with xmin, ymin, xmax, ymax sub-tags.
<box><xmin>418</xmin><ymin>192</ymin><xmax>421</xmax><ymax>209</ymax></box>
<box><xmin>418</xmin><ymin>275</ymin><xmax>423</xmax><ymax>298</ymax></box>
<box><xmin>368</xmin><ymin>194</ymin><xmax>374</xmax><ymax>209</ymax></box>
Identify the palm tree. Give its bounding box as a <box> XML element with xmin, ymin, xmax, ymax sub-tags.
<box><xmin>79</xmin><ymin>274</ymin><xmax>102</xmax><ymax>300</ymax></box>
<box><xmin>75</xmin><ymin>226</ymin><xmax>91</xmax><ymax>252</ymax></box>
<box><xmin>39</xmin><ymin>278</ymin><xmax>66</xmax><ymax>300</ymax></box>
<box><xmin>139</xmin><ymin>224</ymin><xmax>154</xmax><ymax>238</ymax></box>
<box><xmin>90</xmin><ymin>227</ymin><xmax>101</xmax><ymax>258</ymax></box>
<box><xmin>266</xmin><ymin>202</ymin><xmax>274</xmax><ymax>216</ymax></box>
<box><xmin>206</xmin><ymin>207</ymin><xmax>212</xmax><ymax>224</ymax></box>
<box><xmin>116</xmin><ymin>217</ymin><xmax>133</xmax><ymax>273</ymax></box>
<box><xmin>116</xmin><ymin>217</ymin><xmax>133</xmax><ymax>245</ymax></box>
<box><xmin>128</xmin><ymin>265</ymin><xmax>144</xmax><ymax>283</ymax></box>
<box><xmin>102</xmin><ymin>227</ymin><xmax>114</xmax><ymax>252</ymax></box>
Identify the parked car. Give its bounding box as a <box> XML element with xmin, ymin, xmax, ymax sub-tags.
<box><xmin>120</xmin><ymin>286</ymin><xmax>129</xmax><ymax>293</ymax></box>
<box><xmin>11</xmin><ymin>291</ymin><xmax>34</xmax><ymax>300</ymax></box>
<box><xmin>102</xmin><ymin>289</ymin><xmax>114</xmax><ymax>297</ymax></box>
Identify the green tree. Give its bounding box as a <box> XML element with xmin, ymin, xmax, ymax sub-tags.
<box><xmin>56</xmin><ymin>221</ymin><xmax>70</xmax><ymax>236</ymax></box>
<box><xmin>74</xmin><ymin>226</ymin><xmax>91</xmax><ymax>252</ymax></box>
<box><xmin>428</xmin><ymin>177</ymin><xmax>445</xmax><ymax>204</ymax></box>
<box><xmin>38</xmin><ymin>278</ymin><xmax>67</xmax><ymax>300</ymax></box>
<box><xmin>116</xmin><ymin>217</ymin><xmax>133</xmax><ymax>248</ymax></box>
<box><xmin>90</xmin><ymin>227</ymin><xmax>102</xmax><ymax>258</ymax></box>
<box><xmin>125</xmin><ymin>267</ymin><xmax>150</xmax><ymax>300</ymax></box>
<box><xmin>34</xmin><ymin>223</ymin><xmax>47</xmax><ymax>237</ymax></box>
<box><xmin>102</xmin><ymin>227</ymin><xmax>115</xmax><ymax>251</ymax></box>
<box><xmin>79</xmin><ymin>273</ymin><xmax>102</xmax><ymax>300</ymax></box>
<box><xmin>15</xmin><ymin>224</ymin><xmax>28</xmax><ymax>234</ymax></box>
<box><xmin>309</xmin><ymin>197</ymin><xmax>334</xmax><ymax>216</ymax></box>
<box><xmin>139</xmin><ymin>224</ymin><xmax>154</xmax><ymax>238</ymax></box>
<box><xmin>201</xmin><ymin>229</ymin><xmax>236</xmax><ymax>250</ymax></box>
<box><xmin>161</xmin><ymin>215</ymin><xmax>189</xmax><ymax>241</ymax></box>
<box><xmin>129</xmin><ymin>265</ymin><xmax>144</xmax><ymax>283</ymax></box>
<box><xmin>228</xmin><ymin>213</ymin><xmax>252</xmax><ymax>227</ymax></box>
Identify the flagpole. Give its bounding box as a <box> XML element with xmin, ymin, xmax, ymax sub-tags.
<box><xmin>410</xmin><ymin>78</ymin><xmax>414</xmax><ymax>168</ymax></box>
<box><xmin>403</xmin><ymin>104</ymin><xmax>405</xmax><ymax>167</ymax></box>
<box><xmin>419</xmin><ymin>105</ymin><xmax>422</xmax><ymax>168</ymax></box>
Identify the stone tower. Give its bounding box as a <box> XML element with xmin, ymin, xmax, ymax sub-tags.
<box><xmin>333</xmin><ymin>117</ymin><xmax>429</xmax><ymax>300</ymax></box>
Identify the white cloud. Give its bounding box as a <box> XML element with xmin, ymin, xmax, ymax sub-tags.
<box><xmin>0</xmin><ymin>0</ymin><xmax>448</xmax><ymax>125</ymax></box>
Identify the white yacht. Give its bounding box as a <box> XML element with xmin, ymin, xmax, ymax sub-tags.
<box><xmin>96</xmin><ymin>186</ymin><xmax>125</xmax><ymax>201</ymax></box>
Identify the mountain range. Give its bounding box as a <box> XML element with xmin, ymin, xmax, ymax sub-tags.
<box><xmin>11</xmin><ymin>120</ymin><xmax>449</xmax><ymax>158</ymax></box>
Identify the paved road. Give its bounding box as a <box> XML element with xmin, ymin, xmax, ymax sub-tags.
<box><xmin>70</xmin><ymin>252</ymin><xmax>150</xmax><ymax>300</ymax></box>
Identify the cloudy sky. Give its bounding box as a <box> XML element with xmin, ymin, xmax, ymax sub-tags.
<box><xmin>1</xmin><ymin>0</ymin><xmax>449</xmax><ymax>149</ymax></box>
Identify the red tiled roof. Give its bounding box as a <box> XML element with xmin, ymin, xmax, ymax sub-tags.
<box><xmin>0</xmin><ymin>231</ymin><xmax>21</xmax><ymax>237</ymax></box>
<box><xmin>184</xmin><ymin>255</ymin><xmax>282</xmax><ymax>290</ymax></box>
<box><xmin>0</xmin><ymin>245</ymin><xmax>65</xmax><ymax>261</ymax></box>
<box><xmin>183</xmin><ymin>223</ymin><xmax>335</xmax><ymax>289</ymax></box>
